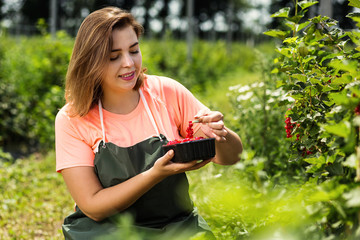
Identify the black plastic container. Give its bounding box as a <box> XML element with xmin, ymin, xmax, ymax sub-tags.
<box><xmin>162</xmin><ymin>138</ymin><xmax>216</xmax><ymax>163</ymax></box>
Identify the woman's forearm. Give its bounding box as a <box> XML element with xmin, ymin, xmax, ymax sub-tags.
<box><xmin>62</xmin><ymin>166</ymin><xmax>166</xmax><ymax>222</ymax></box>
<box><xmin>212</xmin><ymin>127</ymin><xmax>242</xmax><ymax>165</ymax></box>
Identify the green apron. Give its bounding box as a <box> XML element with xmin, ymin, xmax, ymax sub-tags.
<box><xmin>62</xmin><ymin>90</ymin><xmax>215</xmax><ymax>240</ymax></box>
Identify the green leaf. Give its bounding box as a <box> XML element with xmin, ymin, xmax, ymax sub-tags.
<box><xmin>328</xmin><ymin>91</ymin><xmax>349</xmax><ymax>105</ymax></box>
<box><xmin>292</xmin><ymin>74</ymin><xmax>307</xmax><ymax>82</ymax></box>
<box><xmin>331</xmin><ymin>73</ymin><xmax>353</xmax><ymax>85</ymax></box>
<box><xmin>309</xmin><ymin>77</ymin><xmax>322</xmax><ymax>85</ymax></box>
<box><xmin>319</xmin><ymin>53</ymin><xmax>341</xmax><ymax>65</ymax></box>
<box><xmin>305</xmin><ymin>155</ymin><xmax>326</xmax><ymax>165</ymax></box>
<box><xmin>283</xmin><ymin>36</ymin><xmax>298</xmax><ymax>44</ymax></box>
<box><xmin>263</xmin><ymin>29</ymin><xmax>288</xmax><ymax>40</ymax></box>
<box><xmin>271</xmin><ymin>7</ymin><xmax>291</xmax><ymax>18</ymax></box>
<box><xmin>349</xmin><ymin>0</ymin><xmax>360</xmax><ymax>9</ymax></box>
<box><xmin>347</xmin><ymin>30</ymin><xmax>360</xmax><ymax>45</ymax></box>
<box><xmin>297</xmin><ymin>21</ymin><xmax>311</xmax><ymax>32</ymax></box>
<box><xmin>329</xmin><ymin>59</ymin><xmax>358</xmax><ymax>76</ymax></box>
<box><xmin>275</xmin><ymin>47</ymin><xmax>293</xmax><ymax>58</ymax></box>
<box><xmin>302</xmin><ymin>56</ymin><xmax>316</xmax><ymax>64</ymax></box>
<box><xmin>287</xmin><ymin>15</ymin><xmax>304</xmax><ymax>24</ymax></box>
<box><xmin>347</xmin><ymin>12</ymin><xmax>360</xmax><ymax>28</ymax></box>
<box><xmin>322</xmin><ymin>121</ymin><xmax>350</xmax><ymax>138</ymax></box>
<box><xmin>342</xmin><ymin>154</ymin><xmax>356</xmax><ymax>168</ymax></box>
<box><xmin>298</xmin><ymin>0</ymin><xmax>319</xmax><ymax>10</ymax></box>
<box><xmin>344</xmin><ymin>187</ymin><xmax>360</xmax><ymax>207</ymax></box>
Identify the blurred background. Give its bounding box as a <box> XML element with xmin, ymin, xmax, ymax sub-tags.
<box><xmin>0</xmin><ymin>0</ymin><xmax>357</xmax><ymax>41</ymax></box>
<box><xmin>1</xmin><ymin>1</ymin><xmax>360</xmax><ymax>240</ymax></box>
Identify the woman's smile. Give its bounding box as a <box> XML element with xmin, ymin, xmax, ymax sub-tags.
<box><xmin>119</xmin><ymin>71</ymin><xmax>136</xmax><ymax>81</ymax></box>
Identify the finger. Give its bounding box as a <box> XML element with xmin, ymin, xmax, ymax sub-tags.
<box><xmin>207</xmin><ymin>121</ymin><xmax>225</xmax><ymax>130</ymax></box>
<box><xmin>201</xmin><ymin>112</ymin><xmax>223</xmax><ymax>123</ymax></box>
<box><xmin>210</xmin><ymin>128</ymin><xmax>228</xmax><ymax>138</ymax></box>
<box><xmin>186</xmin><ymin>159</ymin><xmax>211</xmax><ymax>171</ymax></box>
<box><xmin>159</xmin><ymin>150</ymin><xmax>174</xmax><ymax>165</ymax></box>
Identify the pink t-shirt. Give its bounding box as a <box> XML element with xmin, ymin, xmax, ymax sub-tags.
<box><xmin>55</xmin><ymin>75</ymin><xmax>209</xmax><ymax>172</ymax></box>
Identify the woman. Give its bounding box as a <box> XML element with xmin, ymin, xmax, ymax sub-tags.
<box><xmin>55</xmin><ymin>6</ymin><xmax>243</xmax><ymax>240</ymax></box>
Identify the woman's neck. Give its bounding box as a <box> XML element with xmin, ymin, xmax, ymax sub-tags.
<box><xmin>101</xmin><ymin>89</ymin><xmax>140</xmax><ymax>115</ymax></box>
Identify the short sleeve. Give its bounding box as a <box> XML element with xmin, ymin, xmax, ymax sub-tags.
<box><xmin>55</xmin><ymin>108</ymin><xmax>95</xmax><ymax>172</ymax></box>
<box><xmin>160</xmin><ymin>77</ymin><xmax>211</xmax><ymax>137</ymax></box>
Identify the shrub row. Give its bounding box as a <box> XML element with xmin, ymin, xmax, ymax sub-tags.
<box><xmin>0</xmin><ymin>33</ymin><xmax>259</xmax><ymax>160</ymax></box>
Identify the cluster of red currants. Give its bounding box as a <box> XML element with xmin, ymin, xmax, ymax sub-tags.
<box><xmin>355</xmin><ymin>103</ymin><xmax>360</xmax><ymax>115</ymax></box>
<box><xmin>166</xmin><ymin>120</ymin><xmax>204</xmax><ymax>146</ymax></box>
<box><xmin>285</xmin><ymin>117</ymin><xmax>295</xmax><ymax>138</ymax></box>
<box><xmin>186</xmin><ymin>121</ymin><xmax>194</xmax><ymax>138</ymax></box>
<box><xmin>302</xmin><ymin>148</ymin><xmax>314</xmax><ymax>156</ymax></box>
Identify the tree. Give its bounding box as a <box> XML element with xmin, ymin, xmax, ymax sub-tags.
<box><xmin>319</xmin><ymin>0</ymin><xmax>333</xmax><ymax>17</ymax></box>
<box><xmin>0</xmin><ymin>0</ymin><xmax>3</xmax><ymax>21</ymax></box>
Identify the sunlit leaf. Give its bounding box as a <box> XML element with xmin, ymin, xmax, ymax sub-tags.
<box><xmin>297</xmin><ymin>21</ymin><xmax>311</xmax><ymax>32</ymax></box>
<box><xmin>275</xmin><ymin>47</ymin><xmax>293</xmax><ymax>58</ymax></box>
<box><xmin>292</xmin><ymin>74</ymin><xmax>307</xmax><ymax>82</ymax></box>
<box><xmin>322</xmin><ymin>121</ymin><xmax>350</xmax><ymax>138</ymax></box>
<box><xmin>283</xmin><ymin>36</ymin><xmax>298</xmax><ymax>44</ymax></box>
<box><xmin>349</xmin><ymin>0</ymin><xmax>360</xmax><ymax>9</ymax></box>
<box><xmin>271</xmin><ymin>7</ymin><xmax>290</xmax><ymax>18</ymax></box>
<box><xmin>344</xmin><ymin>187</ymin><xmax>360</xmax><ymax>207</ymax></box>
<box><xmin>347</xmin><ymin>12</ymin><xmax>360</xmax><ymax>28</ymax></box>
<box><xmin>305</xmin><ymin>156</ymin><xmax>326</xmax><ymax>165</ymax></box>
<box><xmin>263</xmin><ymin>29</ymin><xmax>289</xmax><ymax>40</ymax></box>
<box><xmin>329</xmin><ymin>59</ymin><xmax>358</xmax><ymax>76</ymax></box>
<box><xmin>328</xmin><ymin>91</ymin><xmax>349</xmax><ymax>105</ymax></box>
<box><xmin>287</xmin><ymin>15</ymin><xmax>304</xmax><ymax>24</ymax></box>
<box><xmin>298</xmin><ymin>0</ymin><xmax>319</xmax><ymax>10</ymax></box>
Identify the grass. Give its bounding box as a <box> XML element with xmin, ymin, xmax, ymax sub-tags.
<box><xmin>0</xmin><ymin>152</ymin><xmax>73</xmax><ymax>239</ymax></box>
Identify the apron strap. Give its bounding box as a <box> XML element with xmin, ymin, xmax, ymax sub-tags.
<box><xmin>97</xmin><ymin>89</ymin><xmax>163</xmax><ymax>148</ymax></box>
<box><xmin>98</xmin><ymin>99</ymin><xmax>106</xmax><ymax>146</ymax></box>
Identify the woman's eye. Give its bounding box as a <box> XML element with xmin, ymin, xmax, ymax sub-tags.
<box><xmin>110</xmin><ymin>55</ymin><xmax>119</xmax><ymax>61</ymax></box>
<box><xmin>130</xmin><ymin>50</ymin><xmax>139</xmax><ymax>54</ymax></box>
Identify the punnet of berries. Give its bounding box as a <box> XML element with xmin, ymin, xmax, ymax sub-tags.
<box><xmin>163</xmin><ymin>120</ymin><xmax>215</xmax><ymax>163</ymax></box>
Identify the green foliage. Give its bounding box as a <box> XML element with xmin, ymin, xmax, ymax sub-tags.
<box><xmin>0</xmin><ymin>152</ymin><xmax>73</xmax><ymax>239</ymax></box>
<box><xmin>0</xmin><ymin>34</ymin><xmax>258</xmax><ymax>157</ymax></box>
<box><xmin>142</xmin><ymin>39</ymin><xmax>257</xmax><ymax>92</ymax></box>
<box><xmin>0</xmin><ymin>32</ymin><xmax>72</xmax><ymax>155</ymax></box>
<box><xmin>226</xmin><ymin>51</ymin><xmax>305</xmax><ymax>180</ymax></box>
<box><xmin>264</xmin><ymin>0</ymin><xmax>360</xmax><ymax>238</ymax></box>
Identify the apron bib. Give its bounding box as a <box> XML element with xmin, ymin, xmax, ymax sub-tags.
<box><xmin>62</xmin><ymin>90</ymin><xmax>214</xmax><ymax>240</ymax></box>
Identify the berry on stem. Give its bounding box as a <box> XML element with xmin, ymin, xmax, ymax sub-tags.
<box><xmin>166</xmin><ymin>120</ymin><xmax>204</xmax><ymax>145</ymax></box>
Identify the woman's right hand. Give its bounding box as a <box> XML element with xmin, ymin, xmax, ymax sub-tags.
<box><xmin>151</xmin><ymin>150</ymin><xmax>211</xmax><ymax>178</ymax></box>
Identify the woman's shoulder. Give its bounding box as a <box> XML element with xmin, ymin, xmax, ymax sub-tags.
<box><xmin>144</xmin><ymin>74</ymin><xmax>187</xmax><ymax>94</ymax></box>
<box><xmin>55</xmin><ymin>103</ymin><xmax>98</xmax><ymax>129</ymax></box>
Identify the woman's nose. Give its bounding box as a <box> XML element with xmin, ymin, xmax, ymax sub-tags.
<box><xmin>121</xmin><ymin>53</ymin><xmax>134</xmax><ymax>68</ymax></box>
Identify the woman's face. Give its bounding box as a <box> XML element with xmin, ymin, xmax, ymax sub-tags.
<box><xmin>102</xmin><ymin>25</ymin><xmax>142</xmax><ymax>94</ymax></box>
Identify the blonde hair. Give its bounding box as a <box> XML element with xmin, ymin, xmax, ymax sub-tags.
<box><xmin>65</xmin><ymin>7</ymin><xmax>145</xmax><ymax>117</ymax></box>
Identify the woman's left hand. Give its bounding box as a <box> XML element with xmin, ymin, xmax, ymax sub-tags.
<box><xmin>194</xmin><ymin>111</ymin><xmax>228</xmax><ymax>142</ymax></box>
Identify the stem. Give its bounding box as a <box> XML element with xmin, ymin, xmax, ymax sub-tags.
<box><xmin>293</xmin><ymin>0</ymin><xmax>298</xmax><ymax>37</ymax></box>
<box><xmin>309</xmin><ymin>87</ymin><xmax>312</xmax><ymax>112</ymax></box>
<box><xmin>355</xmin><ymin>147</ymin><xmax>360</xmax><ymax>182</ymax></box>
<box><xmin>299</xmin><ymin>55</ymin><xmax>305</xmax><ymax>74</ymax></box>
